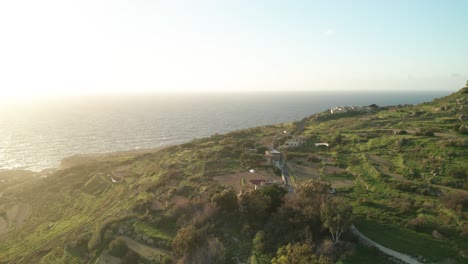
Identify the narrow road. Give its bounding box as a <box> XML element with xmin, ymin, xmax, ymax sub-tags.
<box><xmin>351</xmin><ymin>225</ymin><xmax>422</xmax><ymax>264</ymax></box>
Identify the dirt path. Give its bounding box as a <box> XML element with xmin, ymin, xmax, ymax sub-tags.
<box><xmin>351</xmin><ymin>225</ymin><xmax>422</xmax><ymax>264</ymax></box>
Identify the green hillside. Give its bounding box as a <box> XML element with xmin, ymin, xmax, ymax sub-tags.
<box><xmin>0</xmin><ymin>86</ymin><xmax>467</xmax><ymax>264</ymax></box>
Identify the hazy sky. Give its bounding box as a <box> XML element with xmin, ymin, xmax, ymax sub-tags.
<box><xmin>0</xmin><ymin>0</ymin><xmax>467</xmax><ymax>99</ymax></box>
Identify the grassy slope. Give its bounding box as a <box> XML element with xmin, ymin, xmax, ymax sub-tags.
<box><xmin>0</xmin><ymin>88</ymin><xmax>466</xmax><ymax>263</ymax></box>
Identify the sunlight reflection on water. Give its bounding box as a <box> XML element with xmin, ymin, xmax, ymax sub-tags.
<box><xmin>0</xmin><ymin>91</ymin><xmax>449</xmax><ymax>171</ymax></box>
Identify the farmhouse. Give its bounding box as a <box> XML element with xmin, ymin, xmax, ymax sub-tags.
<box><xmin>264</xmin><ymin>149</ymin><xmax>282</xmax><ymax>166</ymax></box>
<box><xmin>330</xmin><ymin>106</ymin><xmax>370</xmax><ymax>114</ymax></box>
<box><xmin>284</xmin><ymin>135</ymin><xmax>306</xmax><ymax>148</ymax></box>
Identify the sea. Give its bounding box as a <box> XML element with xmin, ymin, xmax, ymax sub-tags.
<box><xmin>0</xmin><ymin>91</ymin><xmax>451</xmax><ymax>172</ymax></box>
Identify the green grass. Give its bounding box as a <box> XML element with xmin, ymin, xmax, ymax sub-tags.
<box><xmin>133</xmin><ymin>222</ymin><xmax>172</xmax><ymax>241</ymax></box>
<box><xmin>1</xmin><ymin>87</ymin><xmax>467</xmax><ymax>263</ymax></box>
<box><xmin>338</xmin><ymin>243</ymin><xmax>394</xmax><ymax>264</ymax></box>
<box><xmin>118</xmin><ymin>236</ymin><xmax>172</xmax><ymax>261</ymax></box>
<box><xmin>323</xmin><ymin>172</ymin><xmax>354</xmax><ymax>181</ymax></box>
<box><xmin>355</xmin><ymin>219</ymin><xmax>461</xmax><ymax>262</ymax></box>
<box><xmin>81</xmin><ymin>174</ymin><xmax>111</xmax><ymax>195</ymax></box>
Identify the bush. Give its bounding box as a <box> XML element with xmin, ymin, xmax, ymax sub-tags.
<box><xmin>440</xmin><ymin>191</ymin><xmax>468</xmax><ymax>212</ymax></box>
<box><xmin>306</xmin><ymin>155</ymin><xmax>321</xmax><ymax>163</ymax></box>
<box><xmin>406</xmin><ymin>217</ymin><xmax>434</xmax><ymax>232</ymax></box>
<box><xmin>286</xmin><ymin>152</ymin><xmax>308</xmax><ymax>161</ymax></box>
<box><xmin>461</xmin><ymin>224</ymin><xmax>468</xmax><ymax>238</ymax></box>
<box><xmin>171</xmin><ymin>225</ymin><xmax>199</xmax><ymax>256</ymax></box>
<box><xmin>447</xmin><ymin>167</ymin><xmax>467</xmax><ymax>179</ymax></box>
<box><xmin>121</xmin><ymin>251</ymin><xmax>140</xmax><ymax>264</ymax></box>
<box><xmin>415</xmin><ymin>129</ymin><xmax>435</xmax><ymax>137</ymax></box>
<box><xmin>108</xmin><ymin>238</ymin><xmax>128</xmax><ymax>257</ymax></box>
<box><xmin>211</xmin><ymin>189</ymin><xmax>238</xmax><ymax>211</ymax></box>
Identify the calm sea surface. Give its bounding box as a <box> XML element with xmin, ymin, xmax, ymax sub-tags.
<box><xmin>0</xmin><ymin>91</ymin><xmax>451</xmax><ymax>171</ymax></box>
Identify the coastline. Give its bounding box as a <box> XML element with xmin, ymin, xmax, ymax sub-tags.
<box><xmin>0</xmin><ymin>89</ymin><xmax>456</xmax><ymax>174</ymax></box>
<box><xmin>58</xmin><ymin>145</ymin><xmax>169</xmax><ymax>170</ymax></box>
<box><xmin>0</xmin><ymin>146</ymin><xmax>170</xmax><ymax>175</ymax></box>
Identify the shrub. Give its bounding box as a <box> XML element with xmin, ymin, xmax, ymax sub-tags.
<box><xmin>171</xmin><ymin>225</ymin><xmax>199</xmax><ymax>256</ymax></box>
<box><xmin>415</xmin><ymin>129</ymin><xmax>435</xmax><ymax>137</ymax></box>
<box><xmin>306</xmin><ymin>155</ymin><xmax>321</xmax><ymax>163</ymax></box>
<box><xmin>440</xmin><ymin>191</ymin><xmax>468</xmax><ymax>212</ymax></box>
<box><xmin>121</xmin><ymin>251</ymin><xmax>140</xmax><ymax>264</ymax></box>
<box><xmin>406</xmin><ymin>217</ymin><xmax>433</xmax><ymax>232</ymax></box>
<box><xmin>447</xmin><ymin>167</ymin><xmax>467</xmax><ymax>179</ymax></box>
<box><xmin>211</xmin><ymin>188</ymin><xmax>238</xmax><ymax>211</ymax></box>
<box><xmin>108</xmin><ymin>238</ymin><xmax>128</xmax><ymax>257</ymax></box>
<box><xmin>461</xmin><ymin>224</ymin><xmax>468</xmax><ymax>238</ymax></box>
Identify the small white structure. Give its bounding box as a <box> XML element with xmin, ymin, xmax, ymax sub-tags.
<box><xmin>331</xmin><ymin>106</ymin><xmax>369</xmax><ymax>114</ymax></box>
<box><xmin>330</xmin><ymin>107</ymin><xmax>348</xmax><ymax>114</ymax></box>
<box><xmin>315</xmin><ymin>143</ymin><xmax>329</xmax><ymax>147</ymax></box>
<box><xmin>249</xmin><ymin>169</ymin><xmax>255</xmax><ymax>173</ymax></box>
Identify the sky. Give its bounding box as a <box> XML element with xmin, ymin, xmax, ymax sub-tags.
<box><xmin>0</xmin><ymin>0</ymin><xmax>467</xmax><ymax>100</ymax></box>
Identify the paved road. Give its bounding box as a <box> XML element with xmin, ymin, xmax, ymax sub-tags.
<box><xmin>350</xmin><ymin>225</ymin><xmax>422</xmax><ymax>264</ymax></box>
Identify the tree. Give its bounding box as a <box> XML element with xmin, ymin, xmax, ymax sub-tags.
<box><xmin>211</xmin><ymin>188</ymin><xmax>238</xmax><ymax>211</ymax></box>
<box><xmin>271</xmin><ymin>243</ymin><xmax>331</xmax><ymax>264</ymax></box>
<box><xmin>257</xmin><ymin>146</ymin><xmax>269</xmax><ymax>154</ymax></box>
<box><xmin>253</xmin><ymin>231</ymin><xmax>266</xmax><ymax>253</ymax></box>
<box><xmin>239</xmin><ymin>190</ymin><xmax>271</xmax><ymax>227</ymax></box>
<box><xmin>188</xmin><ymin>237</ymin><xmax>226</xmax><ymax>264</ymax></box>
<box><xmin>298</xmin><ymin>180</ymin><xmax>331</xmax><ymax>207</ymax></box>
<box><xmin>171</xmin><ymin>225</ymin><xmax>199</xmax><ymax>256</ymax></box>
<box><xmin>241</xmin><ymin>177</ymin><xmax>246</xmax><ymax>186</ymax></box>
<box><xmin>320</xmin><ymin>197</ymin><xmax>352</xmax><ymax>244</ymax></box>
<box><xmin>260</xmin><ymin>185</ymin><xmax>287</xmax><ymax>212</ymax></box>
<box><xmin>297</xmin><ymin>180</ymin><xmax>331</xmax><ymax>223</ymax></box>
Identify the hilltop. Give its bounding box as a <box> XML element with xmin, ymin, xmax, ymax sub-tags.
<box><xmin>0</xmin><ymin>84</ymin><xmax>467</xmax><ymax>264</ymax></box>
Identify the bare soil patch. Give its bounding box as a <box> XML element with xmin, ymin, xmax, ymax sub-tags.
<box><xmin>324</xmin><ymin>165</ymin><xmax>346</xmax><ymax>175</ymax></box>
<box><xmin>330</xmin><ymin>180</ymin><xmax>355</xmax><ymax>189</ymax></box>
<box><xmin>214</xmin><ymin>171</ymin><xmax>276</xmax><ymax>192</ymax></box>
<box><xmin>288</xmin><ymin>163</ymin><xmax>320</xmax><ymax>180</ymax></box>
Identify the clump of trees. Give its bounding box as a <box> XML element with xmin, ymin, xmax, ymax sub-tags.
<box><xmin>171</xmin><ymin>226</ymin><xmax>225</xmax><ymax>263</ymax></box>
<box><xmin>271</xmin><ymin>243</ymin><xmax>332</xmax><ymax>264</ymax></box>
<box><xmin>165</xmin><ymin>179</ymin><xmax>353</xmax><ymax>263</ymax></box>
